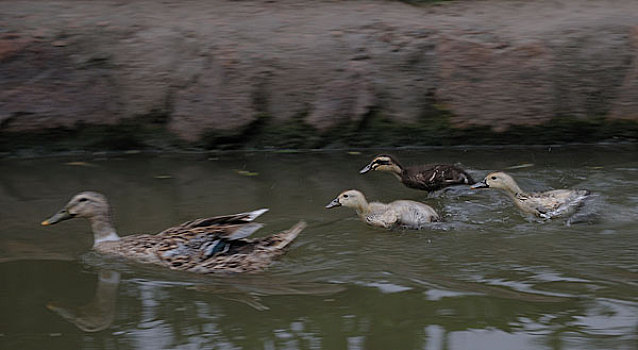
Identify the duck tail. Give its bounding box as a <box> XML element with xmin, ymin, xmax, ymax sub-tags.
<box><xmin>241</xmin><ymin>208</ymin><xmax>269</xmax><ymax>222</ymax></box>
<box><xmin>268</xmin><ymin>221</ymin><xmax>307</xmax><ymax>250</ymax></box>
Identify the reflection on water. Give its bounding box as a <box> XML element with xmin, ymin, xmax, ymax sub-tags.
<box><xmin>47</xmin><ymin>270</ymin><xmax>120</xmax><ymax>332</ymax></box>
<box><xmin>1</xmin><ymin>146</ymin><xmax>637</xmax><ymax>350</ymax></box>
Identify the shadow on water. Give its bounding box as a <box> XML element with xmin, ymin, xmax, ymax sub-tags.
<box><xmin>1</xmin><ymin>146</ymin><xmax>637</xmax><ymax>349</ymax></box>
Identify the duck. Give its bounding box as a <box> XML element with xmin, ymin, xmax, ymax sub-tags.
<box><xmin>325</xmin><ymin>189</ymin><xmax>439</xmax><ymax>229</ymax></box>
<box><xmin>470</xmin><ymin>171</ymin><xmax>591</xmax><ymax>219</ymax></box>
<box><xmin>41</xmin><ymin>192</ymin><xmax>306</xmax><ymax>273</ymax></box>
<box><xmin>360</xmin><ymin>154</ymin><xmax>474</xmax><ymax>192</ymax></box>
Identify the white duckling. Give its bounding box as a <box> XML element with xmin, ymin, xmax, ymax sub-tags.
<box><xmin>470</xmin><ymin>171</ymin><xmax>590</xmax><ymax>219</ymax></box>
<box><xmin>325</xmin><ymin>189</ymin><xmax>439</xmax><ymax>229</ymax></box>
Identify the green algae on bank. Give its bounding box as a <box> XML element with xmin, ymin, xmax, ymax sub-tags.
<box><xmin>2</xmin><ymin>111</ymin><xmax>638</xmax><ymax>156</ymax></box>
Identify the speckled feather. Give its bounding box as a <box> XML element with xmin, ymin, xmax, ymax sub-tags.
<box><xmin>95</xmin><ymin>218</ymin><xmax>305</xmax><ymax>273</ymax></box>
<box><xmin>402</xmin><ymin>164</ymin><xmax>474</xmax><ymax>191</ymax></box>
<box><xmin>41</xmin><ymin>192</ymin><xmax>305</xmax><ymax>274</ymax></box>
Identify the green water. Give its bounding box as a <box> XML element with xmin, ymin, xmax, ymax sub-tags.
<box><xmin>1</xmin><ymin>147</ymin><xmax>637</xmax><ymax>349</ymax></box>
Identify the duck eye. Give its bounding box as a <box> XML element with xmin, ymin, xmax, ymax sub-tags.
<box><xmin>491</xmin><ymin>176</ymin><xmax>497</xmax><ymax>180</ymax></box>
<box><xmin>78</xmin><ymin>198</ymin><xmax>88</xmax><ymax>202</ymax></box>
<box><xmin>343</xmin><ymin>194</ymin><xmax>349</xmax><ymax>198</ymax></box>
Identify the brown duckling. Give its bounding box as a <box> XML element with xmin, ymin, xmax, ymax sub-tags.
<box><xmin>360</xmin><ymin>154</ymin><xmax>474</xmax><ymax>192</ymax></box>
<box><xmin>326</xmin><ymin>189</ymin><xmax>439</xmax><ymax>229</ymax></box>
<box><xmin>41</xmin><ymin>192</ymin><xmax>306</xmax><ymax>273</ymax></box>
<box><xmin>471</xmin><ymin>171</ymin><xmax>591</xmax><ymax>219</ymax></box>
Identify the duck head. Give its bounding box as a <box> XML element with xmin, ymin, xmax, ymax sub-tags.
<box><xmin>326</xmin><ymin>189</ymin><xmax>368</xmax><ymax>210</ymax></box>
<box><xmin>359</xmin><ymin>154</ymin><xmax>403</xmax><ymax>175</ymax></box>
<box><xmin>41</xmin><ymin>191</ymin><xmax>110</xmax><ymax>226</ymax></box>
<box><xmin>471</xmin><ymin>171</ymin><xmax>522</xmax><ymax>193</ymax></box>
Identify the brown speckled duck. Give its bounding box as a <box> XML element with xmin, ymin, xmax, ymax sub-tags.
<box><xmin>360</xmin><ymin>154</ymin><xmax>474</xmax><ymax>192</ymax></box>
<box><xmin>326</xmin><ymin>189</ymin><xmax>439</xmax><ymax>229</ymax></box>
<box><xmin>471</xmin><ymin>171</ymin><xmax>591</xmax><ymax>219</ymax></box>
<box><xmin>41</xmin><ymin>192</ymin><xmax>306</xmax><ymax>273</ymax></box>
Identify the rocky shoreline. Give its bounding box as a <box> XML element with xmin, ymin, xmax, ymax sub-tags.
<box><xmin>1</xmin><ymin>0</ymin><xmax>637</xmax><ymax>153</ymax></box>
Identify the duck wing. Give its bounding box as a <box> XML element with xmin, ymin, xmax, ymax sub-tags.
<box><xmin>157</xmin><ymin>208</ymin><xmax>268</xmax><ymax>240</ymax></box>
<box><xmin>390</xmin><ymin>200</ymin><xmax>439</xmax><ymax>228</ymax></box>
<box><xmin>97</xmin><ymin>209</ymin><xmax>268</xmax><ymax>269</ymax></box>
<box><xmin>152</xmin><ymin>211</ymin><xmax>272</xmax><ymax>269</ymax></box>
<box><xmin>186</xmin><ymin>221</ymin><xmax>307</xmax><ymax>273</ymax></box>
<box><xmin>157</xmin><ymin>208</ymin><xmax>268</xmax><ymax>236</ymax></box>
<box><xmin>137</xmin><ymin>224</ymin><xmax>255</xmax><ymax>269</ymax></box>
<box><xmin>365</xmin><ymin>211</ymin><xmax>400</xmax><ymax>229</ymax></box>
<box><xmin>99</xmin><ymin>211</ymin><xmax>305</xmax><ymax>273</ymax></box>
<box><xmin>405</xmin><ymin>164</ymin><xmax>474</xmax><ymax>191</ymax></box>
<box><xmin>156</xmin><ymin>220</ymin><xmax>305</xmax><ymax>273</ymax></box>
<box><xmin>522</xmin><ymin>190</ymin><xmax>590</xmax><ymax>218</ymax></box>
<box><xmin>544</xmin><ymin>189</ymin><xmax>590</xmax><ymax>218</ymax></box>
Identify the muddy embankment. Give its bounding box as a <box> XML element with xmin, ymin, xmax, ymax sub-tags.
<box><xmin>1</xmin><ymin>0</ymin><xmax>638</xmax><ymax>153</ymax></box>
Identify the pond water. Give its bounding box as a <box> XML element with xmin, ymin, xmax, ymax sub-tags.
<box><xmin>1</xmin><ymin>146</ymin><xmax>637</xmax><ymax>350</ymax></box>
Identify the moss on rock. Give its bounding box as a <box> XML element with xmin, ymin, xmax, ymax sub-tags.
<box><xmin>2</xmin><ymin>110</ymin><xmax>637</xmax><ymax>156</ymax></box>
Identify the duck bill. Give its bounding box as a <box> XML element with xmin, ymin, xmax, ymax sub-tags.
<box><xmin>470</xmin><ymin>180</ymin><xmax>489</xmax><ymax>189</ymax></box>
<box><xmin>325</xmin><ymin>198</ymin><xmax>342</xmax><ymax>209</ymax></box>
<box><xmin>41</xmin><ymin>209</ymin><xmax>73</xmax><ymax>226</ymax></box>
<box><xmin>359</xmin><ymin>163</ymin><xmax>373</xmax><ymax>174</ymax></box>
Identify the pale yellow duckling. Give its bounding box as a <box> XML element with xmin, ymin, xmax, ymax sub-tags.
<box><xmin>325</xmin><ymin>189</ymin><xmax>439</xmax><ymax>229</ymax></box>
<box><xmin>41</xmin><ymin>192</ymin><xmax>306</xmax><ymax>273</ymax></box>
<box><xmin>471</xmin><ymin>171</ymin><xmax>591</xmax><ymax>219</ymax></box>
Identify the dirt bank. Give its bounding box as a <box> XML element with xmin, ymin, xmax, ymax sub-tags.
<box><xmin>1</xmin><ymin>0</ymin><xmax>637</xmax><ymax>152</ymax></box>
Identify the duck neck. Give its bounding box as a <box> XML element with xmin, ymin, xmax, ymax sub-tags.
<box><xmin>504</xmin><ymin>183</ymin><xmax>526</xmax><ymax>199</ymax></box>
<box><xmin>88</xmin><ymin>215</ymin><xmax>119</xmax><ymax>247</ymax></box>
<box><xmin>387</xmin><ymin>164</ymin><xmax>404</xmax><ymax>181</ymax></box>
<box><xmin>353</xmin><ymin>199</ymin><xmax>371</xmax><ymax>217</ymax></box>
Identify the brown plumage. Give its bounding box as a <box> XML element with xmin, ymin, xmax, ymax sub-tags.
<box><xmin>360</xmin><ymin>154</ymin><xmax>474</xmax><ymax>192</ymax></box>
<box><xmin>41</xmin><ymin>192</ymin><xmax>305</xmax><ymax>273</ymax></box>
